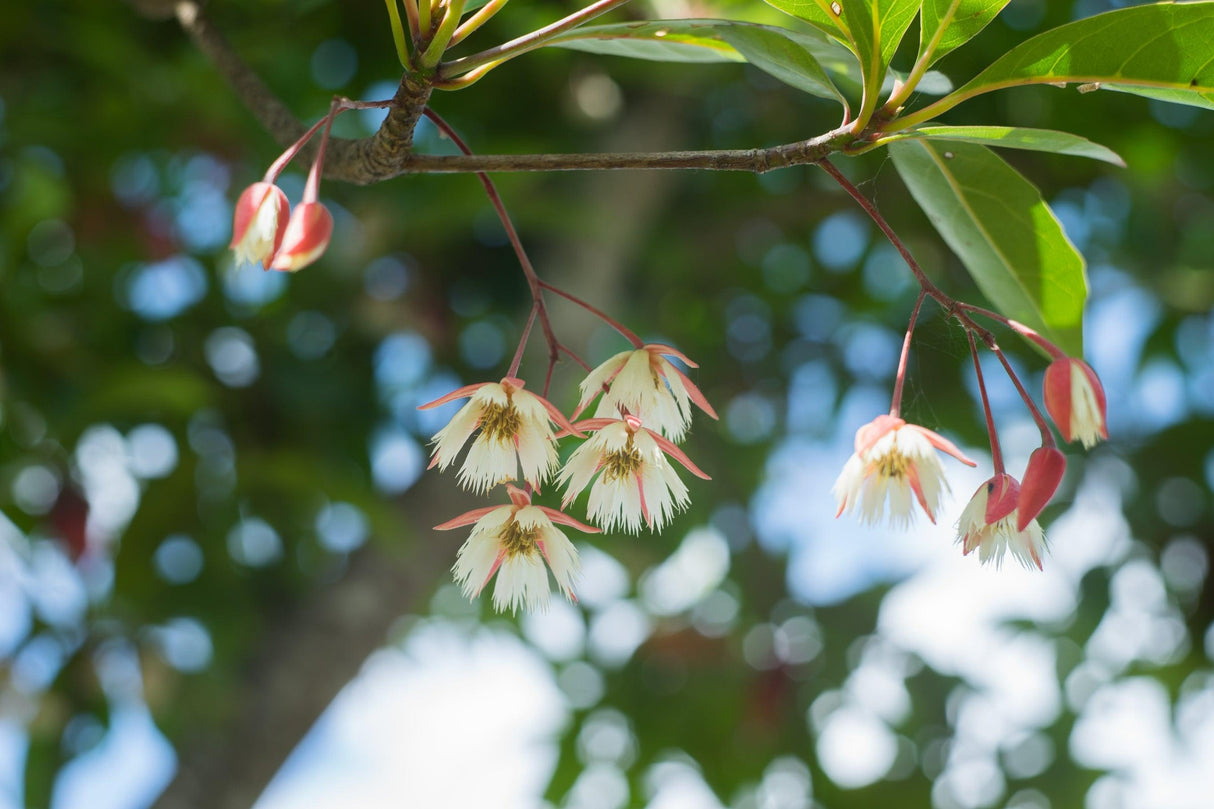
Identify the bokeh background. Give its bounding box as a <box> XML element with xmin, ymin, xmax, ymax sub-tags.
<box><xmin>2</xmin><ymin>0</ymin><xmax>1214</xmax><ymax>807</ymax></box>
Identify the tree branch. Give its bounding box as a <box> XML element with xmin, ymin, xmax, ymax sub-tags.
<box><xmin>134</xmin><ymin>0</ymin><xmax>434</xmax><ymax>185</ymax></box>
<box><xmin>128</xmin><ymin>0</ymin><xmax>857</xmax><ymax>185</ymax></box>
<box><xmin>396</xmin><ymin>131</ymin><xmax>847</xmax><ymax>173</ymax></box>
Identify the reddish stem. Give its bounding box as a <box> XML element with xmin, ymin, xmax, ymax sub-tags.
<box><xmin>890</xmin><ymin>290</ymin><xmax>926</xmax><ymax>419</ymax></box>
<box><xmin>992</xmin><ymin>346</ymin><xmax>1056</xmax><ymax>448</ymax></box>
<box><xmin>967</xmin><ymin>331</ymin><xmax>1005</xmax><ymax>474</ymax></box>
<box><xmin>302</xmin><ymin>98</ymin><xmax>342</xmax><ymax>203</ymax></box>
<box><xmin>508</xmin><ymin>303</ymin><xmax>539</xmax><ymax>378</ymax></box>
<box><xmin>538</xmin><ymin>280</ymin><xmax>643</xmax><ymax>348</ymax></box>
<box><xmin>559</xmin><ymin>344</ymin><xmax>593</xmax><ymax>372</ymax></box>
<box><xmin>817</xmin><ymin>159</ymin><xmax>999</xmax><ymax>349</ymax></box>
<box><xmin>263</xmin><ymin>116</ymin><xmax>329</xmax><ymax>184</ymax></box>
<box><xmin>957</xmin><ymin>303</ymin><xmax>1068</xmax><ymax>360</ymax></box>
<box><xmin>423</xmin><ymin>107</ymin><xmax>564</xmax><ymax>379</ymax></box>
<box><xmin>271</xmin><ymin>98</ymin><xmax>395</xmax><ymax>194</ymax></box>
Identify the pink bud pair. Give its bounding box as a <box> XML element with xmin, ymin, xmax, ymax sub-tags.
<box><xmin>229</xmin><ymin>182</ymin><xmax>333</xmax><ymax>272</ymax></box>
<box><xmin>1012</xmin><ymin>358</ymin><xmax>1108</xmax><ymax>530</ymax></box>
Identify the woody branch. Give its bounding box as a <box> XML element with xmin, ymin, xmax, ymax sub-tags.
<box><xmin>126</xmin><ymin>0</ymin><xmax>876</xmax><ymax>185</ymax></box>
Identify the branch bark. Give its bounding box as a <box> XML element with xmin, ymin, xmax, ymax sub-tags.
<box><xmin>128</xmin><ymin>0</ymin><xmax>858</xmax><ymax>186</ymax></box>
<box><xmin>148</xmin><ymin>0</ymin><xmax>434</xmax><ymax>185</ymax></box>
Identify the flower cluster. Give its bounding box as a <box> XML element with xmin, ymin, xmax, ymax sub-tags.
<box><xmin>423</xmin><ymin>344</ymin><xmax>716</xmax><ymax>612</ymax></box>
<box><xmin>832</xmin><ymin>314</ymin><xmax>1109</xmax><ymax>571</ymax></box>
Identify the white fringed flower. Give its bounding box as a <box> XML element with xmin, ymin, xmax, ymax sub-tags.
<box><xmin>419</xmin><ymin>376</ymin><xmax>581</xmax><ymax>493</ymax></box>
<box><xmin>575</xmin><ymin>344</ymin><xmax>717</xmax><ymax>442</ymax></box>
<box><xmin>558</xmin><ymin>415</ymin><xmax>710</xmax><ymax>534</ymax></box>
<box><xmin>437</xmin><ymin>485</ymin><xmax>596</xmax><ymax>613</ymax></box>
<box><xmin>833</xmin><ymin>415</ymin><xmax>976</xmax><ymax>527</ymax></box>
<box><xmin>957</xmin><ymin>475</ymin><xmax>1048</xmax><ymax>570</ymax></box>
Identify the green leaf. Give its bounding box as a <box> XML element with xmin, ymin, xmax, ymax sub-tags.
<box><xmin>550</xmin><ymin>20</ymin><xmax>853</xmax><ymax>101</ymax></box>
<box><xmin>766</xmin><ymin>0</ymin><xmax>920</xmax><ymax>75</ymax></box>
<box><xmin>911</xmin><ymin>2</ymin><xmax>1214</xmax><ymax>122</ymax></box>
<box><xmin>889</xmin><ymin>140</ymin><xmax>1087</xmax><ymax>354</ymax></box>
<box><xmin>875</xmin><ymin>0</ymin><xmax>922</xmax><ymax>66</ymax></box>
<box><xmin>880</xmin><ymin>125</ymin><xmax>1125</xmax><ymax>166</ymax></box>
<box><xmin>919</xmin><ymin>0</ymin><xmax>1011</xmax><ymax>67</ymax></box>
<box><xmin>763</xmin><ymin>0</ymin><xmax>850</xmax><ymax>42</ymax></box>
<box><xmin>1103</xmin><ymin>83</ymin><xmax>1214</xmax><ymax>110</ymax></box>
<box><xmin>832</xmin><ymin>1</ymin><xmax>919</xmax><ymax>88</ymax></box>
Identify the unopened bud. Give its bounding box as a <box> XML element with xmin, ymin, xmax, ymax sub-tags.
<box><xmin>270</xmin><ymin>202</ymin><xmax>333</xmax><ymax>272</ymax></box>
<box><xmin>1017</xmin><ymin>447</ymin><xmax>1066</xmax><ymax>531</ymax></box>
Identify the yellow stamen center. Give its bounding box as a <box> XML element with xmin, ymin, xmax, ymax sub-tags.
<box><xmin>602</xmin><ymin>443</ymin><xmax>644</xmax><ymax>482</ymax></box>
<box><xmin>874</xmin><ymin>450</ymin><xmax>910</xmax><ymax>480</ymax></box>
<box><xmin>499</xmin><ymin>518</ymin><xmax>540</xmax><ymax>558</ymax></box>
<box><xmin>479</xmin><ymin>401</ymin><xmax>522</xmax><ymax>443</ymax></box>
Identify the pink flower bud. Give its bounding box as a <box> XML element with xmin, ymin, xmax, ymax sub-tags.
<box><xmin>1043</xmin><ymin>358</ymin><xmax>1108</xmax><ymax>449</ymax></box>
<box><xmin>270</xmin><ymin>202</ymin><xmax>333</xmax><ymax>272</ymax></box>
<box><xmin>230</xmin><ymin>182</ymin><xmax>289</xmax><ymax>269</ymax></box>
<box><xmin>1017</xmin><ymin>447</ymin><xmax>1067</xmax><ymax>531</ymax></box>
<box><xmin>983</xmin><ymin>472</ymin><xmax>1021</xmax><ymax>525</ymax></box>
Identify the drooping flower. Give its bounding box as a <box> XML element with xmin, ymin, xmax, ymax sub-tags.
<box><xmin>1043</xmin><ymin>358</ymin><xmax>1108</xmax><ymax>449</ymax></box>
<box><xmin>270</xmin><ymin>201</ymin><xmax>333</xmax><ymax>272</ymax></box>
<box><xmin>1016</xmin><ymin>446</ymin><xmax>1067</xmax><ymax>530</ymax></box>
<box><xmin>230</xmin><ymin>182</ymin><xmax>289</xmax><ymax>269</ymax></box>
<box><xmin>957</xmin><ymin>475</ymin><xmax>1048</xmax><ymax>570</ymax></box>
<box><xmin>557</xmin><ymin>415</ymin><xmax>710</xmax><ymax>534</ymax></box>
<box><xmin>575</xmin><ymin>344</ymin><xmax>717</xmax><ymax>442</ymax></box>
<box><xmin>436</xmin><ymin>485</ymin><xmax>595</xmax><ymax>613</ymax></box>
<box><xmin>419</xmin><ymin>377</ymin><xmax>582</xmax><ymax>493</ymax></box>
<box><xmin>833</xmin><ymin>415</ymin><xmax>976</xmax><ymax>527</ymax></box>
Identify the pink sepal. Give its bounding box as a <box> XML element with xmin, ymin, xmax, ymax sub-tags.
<box><xmin>539</xmin><ymin>506</ymin><xmax>600</xmax><ymax>534</ymax></box>
<box><xmin>906</xmin><ymin>465</ymin><xmax>936</xmax><ymax>523</ymax></box>
<box><xmin>649</xmin><ymin>431</ymin><xmax>711</xmax><ymax>480</ymax></box>
<box><xmin>983</xmin><ymin>473</ymin><xmax>1021</xmax><ymax>525</ymax></box>
<box><xmin>637</xmin><ymin>477</ymin><xmax>652</xmax><ymax>528</ymax></box>
<box><xmin>417</xmin><ymin>382</ymin><xmax>489</xmax><ymax>410</ymax></box>
<box><xmin>855</xmin><ymin>415</ymin><xmax>904</xmax><ymax>455</ymax></box>
<box><xmin>270</xmin><ymin>201</ymin><xmax>333</xmax><ymax>272</ymax></box>
<box><xmin>531</xmin><ymin>392</ymin><xmax>585</xmax><ymax>439</ymax></box>
<box><xmin>906</xmin><ymin>424</ymin><xmax>978</xmax><ymax>467</ymax></box>
<box><xmin>433</xmin><ymin>505</ymin><xmax>502</xmax><ymax>531</ymax></box>
<box><xmin>564</xmin><ymin>417</ymin><xmax>619</xmax><ymax>437</ymax></box>
<box><xmin>1017</xmin><ymin>447</ymin><xmax>1066</xmax><ymax>531</ymax></box>
<box><xmin>1043</xmin><ymin>361</ymin><xmax>1074</xmax><ymax>442</ymax></box>
<box><xmin>505</xmin><ymin>484</ymin><xmax>531</xmax><ymax>508</ymax></box>
<box><xmin>230</xmin><ymin>182</ymin><xmax>289</xmax><ymax>268</ymax></box>
<box><xmin>475</xmin><ymin>551</ymin><xmax>506</xmax><ymax>596</ymax></box>
<box><xmin>668</xmin><ymin>365</ymin><xmax>719</xmax><ymax>420</ymax></box>
<box><xmin>645</xmin><ymin>343</ymin><xmax>699</xmax><ymax>369</ymax></box>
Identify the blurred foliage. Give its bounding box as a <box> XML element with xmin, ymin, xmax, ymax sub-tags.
<box><xmin>1</xmin><ymin>1</ymin><xmax>1213</xmax><ymax>809</ymax></box>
